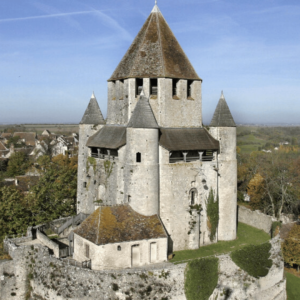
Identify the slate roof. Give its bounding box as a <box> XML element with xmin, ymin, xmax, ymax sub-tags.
<box><xmin>159</xmin><ymin>128</ymin><xmax>219</xmax><ymax>151</ymax></box>
<box><xmin>109</xmin><ymin>4</ymin><xmax>201</xmax><ymax>81</ymax></box>
<box><xmin>15</xmin><ymin>148</ymin><xmax>34</xmax><ymax>156</ymax></box>
<box><xmin>13</xmin><ymin>132</ymin><xmax>36</xmax><ymax>146</ymax></box>
<box><xmin>210</xmin><ymin>92</ymin><xmax>236</xmax><ymax>127</ymax></box>
<box><xmin>80</xmin><ymin>93</ymin><xmax>105</xmax><ymax>125</ymax></box>
<box><xmin>0</xmin><ymin>141</ymin><xmax>7</xmax><ymax>151</ymax></box>
<box><xmin>86</xmin><ymin>126</ymin><xmax>126</xmax><ymax>149</ymax></box>
<box><xmin>127</xmin><ymin>94</ymin><xmax>159</xmax><ymax>128</ymax></box>
<box><xmin>74</xmin><ymin>205</ymin><xmax>167</xmax><ymax>245</ymax></box>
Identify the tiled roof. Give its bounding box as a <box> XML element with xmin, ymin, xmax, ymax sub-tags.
<box><xmin>86</xmin><ymin>126</ymin><xmax>126</xmax><ymax>149</ymax></box>
<box><xmin>15</xmin><ymin>175</ymin><xmax>40</xmax><ymax>192</ymax></box>
<box><xmin>210</xmin><ymin>92</ymin><xmax>236</xmax><ymax>127</ymax></box>
<box><xmin>80</xmin><ymin>93</ymin><xmax>105</xmax><ymax>125</ymax></box>
<box><xmin>1</xmin><ymin>133</ymin><xmax>12</xmax><ymax>139</ymax></box>
<box><xmin>109</xmin><ymin>5</ymin><xmax>201</xmax><ymax>81</ymax></box>
<box><xmin>127</xmin><ymin>94</ymin><xmax>159</xmax><ymax>128</ymax></box>
<box><xmin>13</xmin><ymin>132</ymin><xmax>37</xmax><ymax>146</ymax></box>
<box><xmin>159</xmin><ymin>128</ymin><xmax>219</xmax><ymax>151</ymax></box>
<box><xmin>74</xmin><ymin>205</ymin><xmax>167</xmax><ymax>245</ymax></box>
<box><xmin>0</xmin><ymin>141</ymin><xmax>7</xmax><ymax>151</ymax></box>
<box><xmin>15</xmin><ymin>148</ymin><xmax>34</xmax><ymax>155</ymax></box>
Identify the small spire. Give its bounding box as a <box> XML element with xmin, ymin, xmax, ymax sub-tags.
<box><xmin>91</xmin><ymin>91</ymin><xmax>96</xmax><ymax>99</ymax></box>
<box><xmin>140</xmin><ymin>88</ymin><xmax>145</xmax><ymax>97</ymax></box>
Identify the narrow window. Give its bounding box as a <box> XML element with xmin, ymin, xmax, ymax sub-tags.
<box><xmin>128</xmin><ymin>195</ymin><xmax>131</xmax><ymax>203</ymax></box>
<box><xmin>136</xmin><ymin>152</ymin><xmax>141</xmax><ymax>163</ymax></box>
<box><xmin>111</xmin><ymin>80</ymin><xmax>116</xmax><ymax>100</ymax></box>
<box><xmin>172</xmin><ymin>79</ymin><xmax>179</xmax><ymax>97</ymax></box>
<box><xmin>150</xmin><ymin>78</ymin><xmax>158</xmax><ymax>96</ymax></box>
<box><xmin>187</xmin><ymin>80</ymin><xmax>193</xmax><ymax>98</ymax></box>
<box><xmin>191</xmin><ymin>191</ymin><xmax>195</xmax><ymax>205</ymax></box>
<box><xmin>117</xmin><ymin>245</ymin><xmax>121</xmax><ymax>251</ymax></box>
<box><xmin>83</xmin><ymin>182</ymin><xmax>87</xmax><ymax>188</ymax></box>
<box><xmin>119</xmin><ymin>79</ymin><xmax>124</xmax><ymax>100</ymax></box>
<box><xmin>85</xmin><ymin>244</ymin><xmax>90</xmax><ymax>258</ymax></box>
<box><xmin>136</xmin><ymin>78</ymin><xmax>143</xmax><ymax>97</ymax></box>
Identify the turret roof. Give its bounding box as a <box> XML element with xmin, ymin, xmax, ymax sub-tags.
<box><xmin>127</xmin><ymin>92</ymin><xmax>159</xmax><ymax>128</ymax></box>
<box><xmin>210</xmin><ymin>92</ymin><xmax>236</xmax><ymax>127</ymax></box>
<box><xmin>109</xmin><ymin>4</ymin><xmax>201</xmax><ymax>81</ymax></box>
<box><xmin>80</xmin><ymin>93</ymin><xmax>105</xmax><ymax>125</ymax></box>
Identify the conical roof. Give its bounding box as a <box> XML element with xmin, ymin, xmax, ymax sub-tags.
<box><xmin>210</xmin><ymin>92</ymin><xmax>236</xmax><ymax>127</ymax></box>
<box><xmin>80</xmin><ymin>93</ymin><xmax>105</xmax><ymax>125</ymax></box>
<box><xmin>127</xmin><ymin>92</ymin><xmax>159</xmax><ymax>128</ymax></box>
<box><xmin>109</xmin><ymin>4</ymin><xmax>201</xmax><ymax>81</ymax></box>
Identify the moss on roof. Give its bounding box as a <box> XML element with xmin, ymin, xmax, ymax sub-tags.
<box><xmin>74</xmin><ymin>205</ymin><xmax>167</xmax><ymax>245</ymax></box>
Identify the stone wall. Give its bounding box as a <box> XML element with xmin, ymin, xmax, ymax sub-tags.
<box><xmin>238</xmin><ymin>205</ymin><xmax>273</xmax><ymax>234</ymax></box>
<box><xmin>1</xmin><ymin>236</ymin><xmax>286</xmax><ymax>300</ymax></box>
<box><xmin>36</xmin><ymin>230</ymin><xmax>60</xmax><ymax>258</ymax></box>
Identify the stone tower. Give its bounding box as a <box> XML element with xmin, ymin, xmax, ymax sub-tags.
<box><xmin>209</xmin><ymin>92</ymin><xmax>237</xmax><ymax>241</ymax></box>
<box><xmin>106</xmin><ymin>3</ymin><xmax>202</xmax><ymax>128</ymax></box>
<box><xmin>124</xmin><ymin>92</ymin><xmax>160</xmax><ymax>216</ymax></box>
<box><xmin>77</xmin><ymin>93</ymin><xmax>105</xmax><ymax>214</ymax></box>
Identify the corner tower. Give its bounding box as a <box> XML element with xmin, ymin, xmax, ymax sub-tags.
<box><xmin>106</xmin><ymin>3</ymin><xmax>202</xmax><ymax>128</ymax></box>
<box><xmin>124</xmin><ymin>92</ymin><xmax>159</xmax><ymax>216</ymax></box>
<box><xmin>209</xmin><ymin>92</ymin><xmax>237</xmax><ymax>241</ymax></box>
<box><xmin>77</xmin><ymin>93</ymin><xmax>105</xmax><ymax>214</ymax></box>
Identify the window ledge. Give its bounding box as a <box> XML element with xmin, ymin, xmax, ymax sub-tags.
<box><xmin>172</xmin><ymin>95</ymin><xmax>180</xmax><ymax>100</ymax></box>
<box><xmin>187</xmin><ymin>96</ymin><xmax>195</xmax><ymax>101</ymax></box>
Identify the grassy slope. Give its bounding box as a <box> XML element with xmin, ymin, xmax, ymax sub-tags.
<box><xmin>171</xmin><ymin>222</ymin><xmax>270</xmax><ymax>263</ymax></box>
<box><xmin>286</xmin><ymin>272</ymin><xmax>300</xmax><ymax>300</ymax></box>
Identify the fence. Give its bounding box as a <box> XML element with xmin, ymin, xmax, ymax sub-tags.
<box><xmin>62</xmin><ymin>258</ymin><xmax>91</xmax><ymax>269</ymax></box>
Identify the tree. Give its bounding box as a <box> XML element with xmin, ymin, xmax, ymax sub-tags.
<box><xmin>6</xmin><ymin>152</ymin><xmax>31</xmax><ymax>177</ymax></box>
<box><xmin>247</xmin><ymin>151</ymin><xmax>300</xmax><ymax>219</ymax></box>
<box><xmin>282</xmin><ymin>224</ymin><xmax>300</xmax><ymax>272</ymax></box>
<box><xmin>27</xmin><ymin>154</ymin><xmax>77</xmax><ymax>225</ymax></box>
<box><xmin>0</xmin><ymin>186</ymin><xmax>33</xmax><ymax>239</ymax></box>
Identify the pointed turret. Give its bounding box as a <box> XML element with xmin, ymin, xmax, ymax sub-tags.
<box><xmin>80</xmin><ymin>93</ymin><xmax>105</xmax><ymax>125</ymax></box>
<box><xmin>127</xmin><ymin>91</ymin><xmax>159</xmax><ymax>128</ymax></box>
<box><xmin>210</xmin><ymin>92</ymin><xmax>236</xmax><ymax>127</ymax></box>
<box><xmin>109</xmin><ymin>4</ymin><xmax>200</xmax><ymax>81</ymax></box>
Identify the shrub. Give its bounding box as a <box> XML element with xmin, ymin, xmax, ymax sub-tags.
<box><xmin>206</xmin><ymin>188</ymin><xmax>219</xmax><ymax>242</ymax></box>
<box><xmin>184</xmin><ymin>257</ymin><xmax>219</xmax><ymax>300</ymax></box>
<box><xmin>230</xmin><ymin>242</ymin><xmax>272</xmax><ymax>278</ymax></box>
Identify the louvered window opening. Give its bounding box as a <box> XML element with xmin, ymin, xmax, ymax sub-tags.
<box><xmin>172</xmin><ymin>79</ymin><xmax>180</xmax><ymax>97</ymax></box>
<box><xmin>169</xmin><ymin>150</ymin><xmax>215</xmax><ymax>163</ymax></box>
<box><xmin>188</xmin><ymin>80</ymin><xmax>193</xmax><ymax>98</ymax></box>
<box><xmin>150</xmin><ymin>78</ymin><xmax>158</xmax><ymax>95</ymax></box>
<box><xmin>91</xmin><ymin>147</ymin><xmax>118</xmax><ymax>159</ymax></box>
<box><xmin>85</xmin><ymin>244</ymin><xmax>90</xmax><ymax>258</ymax></box>
<box><xmin>136</xmin><ymin>78</ymin><xmax>143</xmax><ymax>97</ymax></box>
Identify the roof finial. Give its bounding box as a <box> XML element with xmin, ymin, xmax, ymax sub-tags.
<box><xmin>91</xmin><ymin>91</ymin><xmax>96</xmax><ymax>99</ymax></box>
<box><xmin>220</xmin><ymin>90</ymin><xmax>225</xmax><ymax>99</ymax></box>
<box><xmin>152</xmin><ymin>0</ymin><xmax>160</xmax><ymax>12</ymax></box>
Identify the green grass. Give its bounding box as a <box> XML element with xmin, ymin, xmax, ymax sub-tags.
<box><xmin>171</xmin><ymin>222</ymin><xmax>270</xmax><ymax>263</ymax></box>
<box><xmin>237</xmin><ymin>134</ymin><xmax>266</xmax><ymax>153</ymax></box>
<box><xmin>286</xmin><ymin>272</ymin><xmax>300</xmax><ymax>300</ymax></box>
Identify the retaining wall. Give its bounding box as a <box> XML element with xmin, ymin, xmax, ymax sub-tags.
<box><xmin>238</xmin><ymin>205</ymin><xmax>273</xmax><ymax>234</ymax></box>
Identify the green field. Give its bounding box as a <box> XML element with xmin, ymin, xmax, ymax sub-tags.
<box><xmin>237</xmin><ymin>134</ymin><xmax>266</xmax><ymax>153</ymax></box>
<box><xmin>286</xmin><ymin>272</ymin><xmax>300</xmax><ymax>300</ymax></box>
<box><xmin>0</xmin><ymin>124</ymin><xmax>79</xmax><ymax>135</ymax></box>
<box><xmin>171</xmin><ymin>222</ymin><xmax>270</xmax><ymax>263</ymax></box>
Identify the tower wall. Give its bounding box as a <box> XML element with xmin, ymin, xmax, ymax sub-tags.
<box><xmin>77</xmin><ymin>124</ymin><xmax>104</xmax><ymax>214</ymax></box>
<box><xmin>210</xmin><ymin>127</ymin><xmax>237</xmax><ymax>241</ymax></box>
<box><xmin>106</xmin><ymin>78</ymin><xmax>202</xmax><ymax>128</ymax></box>
<box><xmin>124</xmin><ymin>128</ymin><xmax>159</xmax><ymax>216</ymax></box>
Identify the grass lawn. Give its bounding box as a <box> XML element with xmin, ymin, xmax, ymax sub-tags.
<box><xmin>237</xmin><ymin>134</ymin><xmax>266</xmax><ymax>153</ymax></box>
<box><xmin>286</xmin><ymin>272</ymin><xmax>300</xmax><ymax>300</ymax></box>
<box><xmin>171</xmin><ymin>222</ymin><xmax>270</xmax><ymax>263</ymax></box>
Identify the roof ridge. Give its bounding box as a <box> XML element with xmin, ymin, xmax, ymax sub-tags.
<box><xmin>155</xmin><ymin>8</ymin><xmax>166</xmax><ymax>77</ymax></box>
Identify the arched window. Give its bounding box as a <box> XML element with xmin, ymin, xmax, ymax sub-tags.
<box><xmin>189</xmin><ymin>188</ymin><xmax>198</xmax><ymax>205</ymax></box>
<box><xmin>117</xmin><ymin>245</ymin><xmax>121</xmax><ymax>251</ymax></box>
<box><xmin>136</xmin><ymin>152</ymin><xmax>141</xmax><ymax>163</ymax></box>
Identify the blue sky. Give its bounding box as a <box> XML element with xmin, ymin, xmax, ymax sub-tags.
<box><xmin>0</xmin><ymin>0</ymin><xmax>299</xmax><ymax>125</ymax></box>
